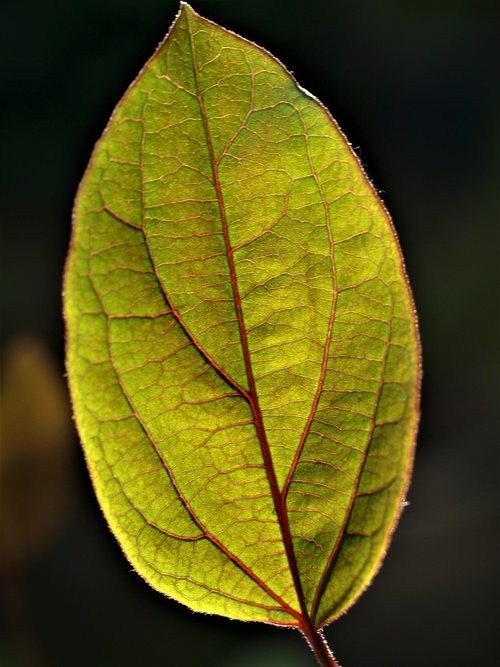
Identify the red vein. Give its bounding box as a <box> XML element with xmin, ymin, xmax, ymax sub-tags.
<box><xmin>215</xmin><ymin>50</ymin><xmax>255</xmax><ymax>165</ymax></box>
<box><xmin>310</xmin><ymin>299</ymin><xmax>395</xmax><ymax>624</ymax></box>
<box><xmin>87</xmin><ymin>83</ymin><xmax>300</xmax><ymax>617</ymax></box>
<box><xmin>133</xmin><ymin>91</ymin><xmax>249</xmax><ymax>402</ymax></box>
<box><xmin>86</xmin><ymin>255</ymin><xmax>297</xmax><ymax>618</ymax></box>
<box><xmin>186</xmin><ymin>14</ymin><xmax>308</xmax><ymax>624</ymax></box>
<box><xmin>317</xmin><ymin>481</ymin><xmax>395</xmax><ymax>628</ymax></box>
<box><xmin>282</xmin><ymin>108</ymin><xmax>338</xmax><ymax>501</ymax></box>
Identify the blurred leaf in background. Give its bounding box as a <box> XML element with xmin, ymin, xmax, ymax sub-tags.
<box><xmin>0</xmin><ymin>335</ymin><xmax>75</xmax><ymax>666</ymax></box>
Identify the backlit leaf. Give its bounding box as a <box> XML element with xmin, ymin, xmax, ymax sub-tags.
<box><xmin>64</xmin><ymin>3</ymin><xmax>420</xmax><ymax>660</ymax></box>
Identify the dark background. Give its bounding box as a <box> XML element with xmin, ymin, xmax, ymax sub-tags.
<box><xmin>1</xmin><ymin>1</ymin><xmax>498</xmax><ymax>666</ymax></box>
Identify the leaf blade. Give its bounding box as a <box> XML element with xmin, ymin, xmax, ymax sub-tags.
<box><xmin>65</xmin><ymin>3</ymin><xmax>420</xmax><ymax>629</ymax></box>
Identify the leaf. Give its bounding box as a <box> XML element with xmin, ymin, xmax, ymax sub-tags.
<box><xmin>64</xmin><ymin>2</ymin><xmax>420</xmax><ymax>660</ymax></box>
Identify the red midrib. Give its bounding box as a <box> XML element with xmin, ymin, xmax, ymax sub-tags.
<box><xmin>128</xmin><ymin>89</ymin><xmax>299</xmax><ymax>618</ymax></box>
<box><xmin>186</xmin><ymin>18</ymin><xmax>310</xmax><ymax>626</ymax></box>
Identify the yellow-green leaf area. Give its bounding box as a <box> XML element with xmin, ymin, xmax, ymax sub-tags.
<box><xmin>64</xmin><ymin>4</ymin><xmax>420</xmax><ymax>629</ymax></box>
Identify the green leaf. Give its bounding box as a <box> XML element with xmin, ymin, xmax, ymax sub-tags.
<box><xmin>64</xmin><ymin>0</ymin><xmax>420</xmax><ymax>652</ymax></box>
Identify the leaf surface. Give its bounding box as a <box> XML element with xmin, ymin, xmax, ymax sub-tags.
<box><xmin>64</xmin><ymin>3</ymin><xmax>420</xmax><ymax>631</ymax></box>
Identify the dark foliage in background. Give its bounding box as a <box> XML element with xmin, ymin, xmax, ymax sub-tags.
<box><xmin>1</xmin><ymin>1</ymin><xmax>498</xmax><ymax>665</ymax></box>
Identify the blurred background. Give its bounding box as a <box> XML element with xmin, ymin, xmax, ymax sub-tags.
<box><xmin>1</xmin><ymin>0</ymin><xmax>498</xmax><ymax>665</ymax></box>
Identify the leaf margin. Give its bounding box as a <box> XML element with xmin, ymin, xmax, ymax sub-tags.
<box><xmin>63</xmin><ymin>0</ymin><xmax>422</xmax><ymax>632</ymax></box>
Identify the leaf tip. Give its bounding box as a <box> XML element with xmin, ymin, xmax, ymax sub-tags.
<box><xmin>179</xmin><ymin>2</ymin><xmax>196</xmax><ymax>17</ymax></box>
<box><xmin>177</xmin><ymin>1</ymin><xmax>203</xmax><ymax>28</ymax></box>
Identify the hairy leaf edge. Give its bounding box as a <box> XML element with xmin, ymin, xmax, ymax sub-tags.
<box><xmin>63</xmin><ymin>2</ymin><xmax>422</xmax><ymax>630</ymax></box>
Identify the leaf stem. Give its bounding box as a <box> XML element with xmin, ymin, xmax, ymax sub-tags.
<box><xmin>300</xmin><ymin>624</ymin><xmax>341</xmax><ymax>667</ymax></box>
